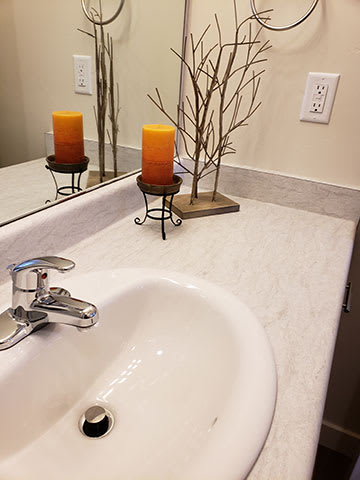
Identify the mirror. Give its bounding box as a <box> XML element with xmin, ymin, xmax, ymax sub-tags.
<box><xmin>0</xmin><ymin>0</ymin><xmax>187</xmax><ymax>226</ymax></box>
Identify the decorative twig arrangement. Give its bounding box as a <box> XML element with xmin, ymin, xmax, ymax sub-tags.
<box><xmin>107</xmin><ymin>35</ymin><xmax>120</xmax><ymax>178</ymax></box>
<box><xmin>148</xmin><ymin>1</ymin><xmax>272</xmax><ymax>205</ymax></box>
<box><xmin>79</xmin><ymin>1</ymin><xmax>120</xmax><ymax>183</ymax></box>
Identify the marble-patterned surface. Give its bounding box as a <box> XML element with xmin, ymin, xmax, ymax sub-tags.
<box><xmin>0</xmin><ymin>173</ymin><xmax>356</xmax><ymax>479</ymax></box>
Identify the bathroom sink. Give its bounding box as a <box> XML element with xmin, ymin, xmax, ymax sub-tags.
<box><xmin>0</xmin><ymin>268</ymin><xmax>276</xmax><ymax>480</ymax></box>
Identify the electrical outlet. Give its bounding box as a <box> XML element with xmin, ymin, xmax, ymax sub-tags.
<box><xmin>300</xmin><ymin>73</ymin><xmax>340</xmax><ymax>124</ymax></box>
<box><xmin>310</xmin><ymin>83</ymin><xmax>328</xmax><ymax>113</ymax></box>
<box><xmin>73</xmin><ymin>55</ymin><xmax>92</xmax><ymax>95</ymax></box>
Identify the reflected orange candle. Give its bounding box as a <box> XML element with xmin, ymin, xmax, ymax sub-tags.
<box><xmin>52</xmin><ymin>111</ymin><xmax>85</xmax><ymax>164</ymax></box>
<box><xmin>142</xmin><ymin>124</ymin><xmax>175</xmax><ymax>185</ymax></box>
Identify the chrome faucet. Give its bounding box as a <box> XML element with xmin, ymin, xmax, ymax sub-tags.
<box><xmin>0</xmin><ymin>256</ymin><xmax>98</xmax><ymax>350</ymax></box>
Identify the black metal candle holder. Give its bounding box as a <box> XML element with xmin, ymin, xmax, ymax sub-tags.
<box><xmin>45</xmin><ymin>155</ymin><xmax>89</xmax><ymax>203</ymax></box>
<box><xmin>134</xmin><ymin>174</ymin><xmax>183</xmax><ymax>240</ymax></box>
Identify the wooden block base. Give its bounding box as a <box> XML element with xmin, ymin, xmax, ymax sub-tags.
<box><xmin>166</xmin><ymin>192</ymin><xmax>240</xmax><ymax>219</ymax></box>
<box><xmin>86</xmin><ymin>170</ymin><xmax>126</xmax><ymax>189</ymax></box>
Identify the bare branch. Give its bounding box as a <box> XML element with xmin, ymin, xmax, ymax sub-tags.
<box><xmin>147</xmin><ymin>6</ymin><xmax>271</xmax><ymax>203</ymax></box>
<box><xmin>77</xmin><ymin>28</ymin><xmax>94</xmax><ymax>38</ymax></box>
<box><xmin>215</xmin><ymin>14</ymin><xmax>222</xmax><ymax>48</ymax></box>
<box><xmin>193</xmin><ymin>24</ymin><xmax>211</xmax><ymax>52</ymax></box>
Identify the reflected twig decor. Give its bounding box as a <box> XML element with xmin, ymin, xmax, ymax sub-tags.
<box><xmin>148</xmin><ymin>1</ymin><xmax>272</xmax><ymax>206</ymax></box>
<box><xmin>106</xmin><ymin>34</ymin><xmax>120</xmax><ymax>178</ymax></box>
<box><xmin>79</xmin><ymin>0</ymin><xmax>120</xmax><ymax>183</ymax></box>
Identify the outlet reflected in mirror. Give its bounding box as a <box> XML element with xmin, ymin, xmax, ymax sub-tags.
<box><xmin>0</xmin><ymin>0</ymin><xmax>187</xmax><ymax>226</ymax></box>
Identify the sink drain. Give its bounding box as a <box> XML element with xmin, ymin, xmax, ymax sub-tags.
<box><xmin>79</xmin><ymin>406</ymin><xmax>114</xmax><ymax>439</ymax></box>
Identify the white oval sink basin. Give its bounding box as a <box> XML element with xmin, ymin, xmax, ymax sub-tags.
<box><xmin>0</xmin><ymin>268</ymin><xmax>276</xmax><ymax>480</ymax></box>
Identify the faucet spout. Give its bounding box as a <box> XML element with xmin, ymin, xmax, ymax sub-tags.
<box><xmin>31</xmin><ymin>292</ymin><xmax>98</xmax><ymax>328</ymax></box>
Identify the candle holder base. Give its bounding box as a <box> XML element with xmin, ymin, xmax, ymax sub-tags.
<box><xmin>45</xmin><ymin>155</ymin><xmax>89</xmax><ymax>203</ymax></box>
<box><xmin>134</xmin><ymin>175</ymin><xmax>183</xmax><ymax>240</ymax></box>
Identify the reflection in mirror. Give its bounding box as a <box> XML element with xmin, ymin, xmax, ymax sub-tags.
<box><xmin>0</xmin><ymin>310</ymin><xmax>20</xmax><ymax>346</ymax></box>
<box><xmin>0</xmin><ymin>0</ymin><xmax>187</xmax><ymax>226</ymax></box>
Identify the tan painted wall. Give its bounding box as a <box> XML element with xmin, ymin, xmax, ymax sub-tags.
<box><xmin>183</xmin><ymin>0</ymin><xmax>360</xmax><ymax>189</ymax></box>
<box><xmin>0</xmin><ymin>0</ymin><xmax>185</xmax><ymax>167</ymax></box>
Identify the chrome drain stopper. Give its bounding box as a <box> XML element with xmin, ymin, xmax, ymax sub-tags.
<box><xmin>79</xmin><ymin>406</ymin><xmax>114</xmax><ymax>439</ymax></box>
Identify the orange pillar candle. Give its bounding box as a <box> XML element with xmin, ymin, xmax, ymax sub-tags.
<box><xmin>52</xmin><ymin>111</ymin><xmax>85</xmax><ymax>164</ymax></box>
<box><xmin>142</xmin><ymin>124</ymin><xmax>175</xmax><ymax>185</ymax></box>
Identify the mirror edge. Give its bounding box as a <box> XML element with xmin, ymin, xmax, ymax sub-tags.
<box><xmin>0</xmin><ymin>0</ymin><xmax>189</xmax><ymax>229</ymax></box>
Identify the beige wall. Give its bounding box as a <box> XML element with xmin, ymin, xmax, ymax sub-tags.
<box><xmin>183</xmin><ymin>0</ymin><xmax>360</xmax><ymax>189</ymax></box>
<box><xmin>0</xmin><ymin>0</ymin><xmax>28</xmax><ymax>166</ymax></box>
<box><xmin>0</xmin><ymin>0</ymin><xmax>185</xmax><ymax>167</ymax></box>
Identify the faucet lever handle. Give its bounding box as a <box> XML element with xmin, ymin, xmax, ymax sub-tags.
<box><xmin>7</xmin><ymin>257</ymin><xmax>75</xmax><ymax>290</ymax></box>
<box><xmin>9</xmin><ymin>257</ymin><xmax>75</xmax><ymax>274</ymax></box>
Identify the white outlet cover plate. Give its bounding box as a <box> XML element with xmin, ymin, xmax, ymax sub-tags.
<box><xmin>73</xmin><ymin>55</ymin><xmax>92</xmax><ymax>95</ymax></box>
<box><xmin>300</xmin><ymin>72</ymin><xmax>340</xmax><ymax>124</ymax></box>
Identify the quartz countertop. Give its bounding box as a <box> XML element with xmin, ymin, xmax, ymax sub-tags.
<box><xmin>0</xmin><ymin>173</ymin><xmax>357</xmax><ymax>479</ymax></box>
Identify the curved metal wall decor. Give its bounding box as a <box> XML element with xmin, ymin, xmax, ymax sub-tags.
<box><xmin>250</xmin><ymin>0</ymin><xmax>320</xmax><ymax>31</ymax></box>
<box><xmin>81</xmin><ymin>0</ymin><xmax>125</xmax><ymax>26</ymax></box>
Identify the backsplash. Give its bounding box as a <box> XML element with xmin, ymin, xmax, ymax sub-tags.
<box><xmin>179</xmin><ymin>160</ymin><xmax>360</xmax><ymax>223</ymax></box>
